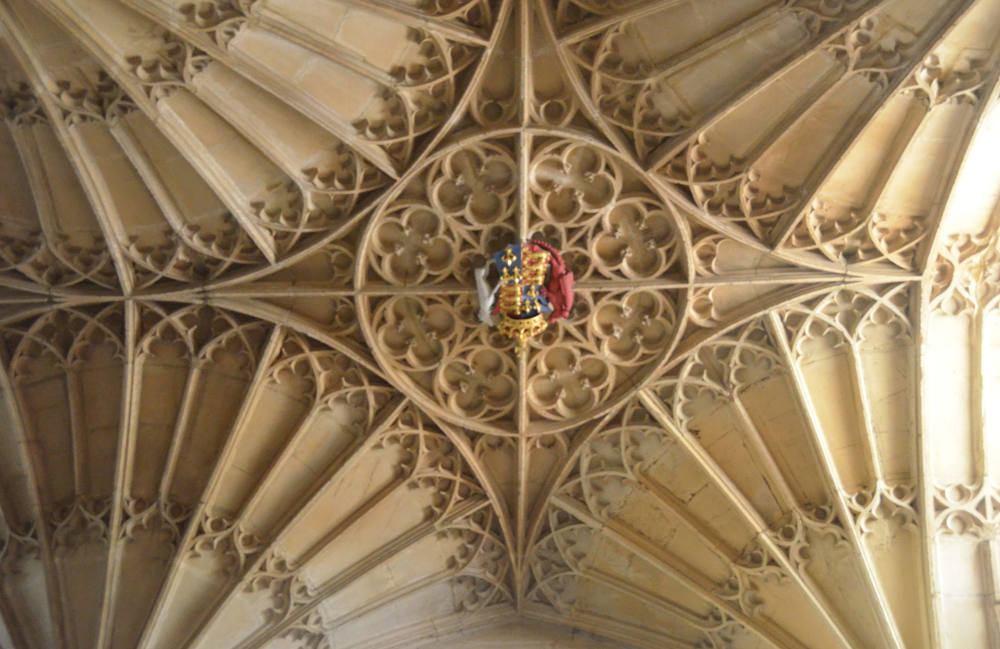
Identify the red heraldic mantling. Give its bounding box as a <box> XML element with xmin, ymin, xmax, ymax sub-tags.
<box><xmin>528</xmin><ymin>239</ymin><xmax>574</xmax><ymax>321</ymax></box>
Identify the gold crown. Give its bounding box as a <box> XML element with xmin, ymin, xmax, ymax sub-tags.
<box><xmin>497</xmin><ymin>313</ymin><xmax>547</xmax><ymax>354</ymax></box>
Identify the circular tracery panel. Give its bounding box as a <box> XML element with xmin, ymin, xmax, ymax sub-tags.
<box><xmin>358</xmin><ymin>129</ymin><xmax>690</xmax><ymax>435</ymax></box>
<box><xmin>362</xmin><ymin>139</ymin><xmax>519</xmax><ymax>287</ymax></box>
<box><xmin>527</xmin><ymin>139</ymin><xmax>686</xmax><ymax>281</ymax></box>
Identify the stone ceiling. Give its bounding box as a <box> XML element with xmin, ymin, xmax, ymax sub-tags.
<box><xmin>0</xmin><ymin>0</ymin><xmax>999</xmax><ymax>648</ymax></box>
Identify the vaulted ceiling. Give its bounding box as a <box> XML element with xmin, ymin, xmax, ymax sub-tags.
<box><xmin>0</xmin><ymin>0</ymin><xmax>998</xmax><ymax>648</ymax></box>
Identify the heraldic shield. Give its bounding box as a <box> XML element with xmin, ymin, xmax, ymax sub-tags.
<box><xmin>474</xmin><ymin>240</ymin><xmax>574</xmax><ymax>353</ymax></box>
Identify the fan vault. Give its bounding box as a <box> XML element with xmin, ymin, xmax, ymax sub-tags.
<box><xmin>0</xmin><ymin>1</ymin><xmax>998</xmax><ymax>648</ymax></box>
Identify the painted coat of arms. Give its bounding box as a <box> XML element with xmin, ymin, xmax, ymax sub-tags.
<box><xmin>474</xmin><ymin>240</ymin><xmax>574</xmax><ymax>352</ymax></box>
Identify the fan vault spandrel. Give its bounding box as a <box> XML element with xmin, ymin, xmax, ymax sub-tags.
<box><xmin>1</xmin><ymin>0</ymin><xmax>1000</xmax><ymax>648</ymax></box>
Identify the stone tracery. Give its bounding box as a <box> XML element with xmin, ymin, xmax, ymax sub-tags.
<box><xmin>0</xmin><ymin>0</ymin><xmax>999</xmax><ymax>648</ymax></box>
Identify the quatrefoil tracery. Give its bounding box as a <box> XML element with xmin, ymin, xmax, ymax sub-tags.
<box><xmin>356</xmin><ymin>129</ymin><xmax>690</xmax><ymax>436</ymax></box>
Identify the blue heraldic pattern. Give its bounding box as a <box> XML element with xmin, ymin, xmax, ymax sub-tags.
<box><xmin>492</xmin><ymin>243</ymin><xmax>553</xmax><ymax>319</ymax></box>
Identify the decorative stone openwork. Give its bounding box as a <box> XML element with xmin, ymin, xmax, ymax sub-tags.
<box><xmin>357</xmin><ymin>130</ymin><xmax>688</xmax><ymax>436</ymax></box>
<box><xmin>1</xmin><ymin>1</ymin><xmax>1000</xmax><ymax>649</ymax></box>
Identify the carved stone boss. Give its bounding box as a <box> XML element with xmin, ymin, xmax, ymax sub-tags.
<box><xmin>475</xmin><ymin>239</ymin><xmax>574</xmax><ymax>352</ymax></box>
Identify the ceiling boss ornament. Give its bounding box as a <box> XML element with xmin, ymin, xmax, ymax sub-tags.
<box><xmin>474</xmin><ymin>239</ymin><xmax>574</xmax><ymax>353</ymax></box>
